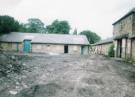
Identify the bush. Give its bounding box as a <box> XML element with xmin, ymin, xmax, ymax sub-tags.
<box><xmin>108</xmin><ymin>44</ymin><xmax>114</xmax><ymax>57</ymax></box>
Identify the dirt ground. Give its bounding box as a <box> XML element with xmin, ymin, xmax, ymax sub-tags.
<box><xmin>0</xmin><ymin>52</ymin><xmax>135</xmax><ymax>97</ymax></box>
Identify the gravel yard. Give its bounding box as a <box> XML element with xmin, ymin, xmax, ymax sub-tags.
<box><xmin>0</xmin><ymin>52</ymin><xmax>135</xmax><ymax>97</ymax></box>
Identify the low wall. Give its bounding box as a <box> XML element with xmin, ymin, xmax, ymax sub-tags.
<box><xmin>92</xmin><ymin>43</ymin><xmax>113</xmax><ymax>56</ymax></box>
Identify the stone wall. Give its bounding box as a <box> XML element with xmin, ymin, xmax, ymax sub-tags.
<box><xmin>32</xmin><ymin>44</ymin><xmax>64</xmax><ymax>54</ymax></box>
<box><xmin>92</xmin><ymin>43</ymin><xmax>113</xmax><ymax>56</ymax></box>
<box><xmin>131</xmin><ymin>39</ymin><xmax>135</xmax><ymax>59</ymax></box>
<box><xmin>0</xmin><ymin>42</ymin><xmax>85</xmax><ymax>55</ymax></box>
<box><xmin>113</xmin><ymin>14</ymin><xmax>133</xmax><ymax>36</ymax></box>
<box><xmin>126</xmin><ymin>39</ymin><xmax>132</xmax><ymax>58</ymax></box>
<box><xmin>122</xmin><ymin>38</ymin><xmax>127</xmax><ymax>58</ymax></box>
<box><xmin>32</xmin><ymin>44</ymin><xmax>82</xmax><ymax>55</ymax></box>
<box><xmin>0</xmin><ymin>42</ymin><xmax>24</xmax><ymax>52</ymax></box>
<box><xmin>68</xmin><ymin>45</ymin><xmax>81</xmax><ymax>55</ymax></box>
<box><xmin>132</xmin><ymin>14</ymin><xmax>135</xmax><ymax>35</ymax></box>
<box><xmin>0</xmin><ymin>42</ymin><xmax>19</xmax><ymax>51</ymax></box>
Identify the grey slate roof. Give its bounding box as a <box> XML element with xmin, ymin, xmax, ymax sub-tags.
<box><xmin>0</xmin><ymin>32</ymin><xmax>89</xmax><ymax>45</ymax></box>
<box><xmin>113</xmin><ymin>7</ymin><xmax>135</xmax><ymax>25</ymax></box>
<box><xmin>93</xmin><ymin>38</ymin><xmax>113</xmax><ymax>45</ymax></box>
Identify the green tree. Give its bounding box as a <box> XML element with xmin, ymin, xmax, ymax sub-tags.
<box><xmin>46</xmin><ymin>20</ymin><xmax>70</xmax><ymax>34</ymax></box>
<box><xmin>80</xmin><ymin>30</ymin><xmax>101</xmax><ymax>44</ymax></box>
<box><xmin>0</xmin><ymin>15</ymin><xmax>20</xmax><ymax>34</ymax></box>
<box><xmin>19</xmin><ymin>23</ymin><xmax>28</xmax><ymax>32</ymax></box>
<box><xmin>24</xmin><ymin>18</ymin><xmax>46</xmax><ymax>33</ymax></box>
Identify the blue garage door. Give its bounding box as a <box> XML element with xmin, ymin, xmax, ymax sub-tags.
<box><xmin>23</xmin><ymin>40</ymin><xmax>31</xmax><ymax>53</ymax></box>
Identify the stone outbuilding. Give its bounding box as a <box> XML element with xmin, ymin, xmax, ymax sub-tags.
<box><xmin>92</xmin><ymin>38</ymin><xmax>113</xmax><ymax>56</ymax></box>
<box><xmin>113</xmin><ymin>7</ymin><xmax>135</xmax><ymax>59</ymax></box>
<box><xmin>0</xmin><ymin>32</ymin><xmax>90</xmax><ymax>55</ymax></box>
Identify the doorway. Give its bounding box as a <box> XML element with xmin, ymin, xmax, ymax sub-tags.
<box><xmin>64</xmin><ymin>45</ymin><xmax>68</xmax><ymax>53</ymax></box>
<box><xmin>23</xmin><ymin>40</ymin><xmax>31</xmax><ymax>53</ymax></box>
<box><xmin>81</xmin><ymin>46</ymin><xmax>84</xmax><ymax>55</ymax></box>
<box><xmin>117</xmin><ymin>39</ymin><xmax>122</xmax><ymax>58</ymax></box>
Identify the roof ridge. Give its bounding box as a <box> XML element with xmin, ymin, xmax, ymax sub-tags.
<box><xmin>11</xmin><ymin>32</ymin><xmax>84</xmax><ymax>36</ymax></box>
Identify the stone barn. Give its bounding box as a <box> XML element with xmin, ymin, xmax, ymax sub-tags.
<box><xmin>0</xmin><ymin>32</ymin><xmax>89</xmax><ymax>55</ymax></box>
<box><xmin>113</xmin><ymin>7</ymin><xmax>135</xmax><ymax>59</ymax></box>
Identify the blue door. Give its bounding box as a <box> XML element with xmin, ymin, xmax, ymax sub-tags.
<box><xmin>23</xmin><ymin>40</ymin><xmax>31</xmax><ymax>53</ymax></box>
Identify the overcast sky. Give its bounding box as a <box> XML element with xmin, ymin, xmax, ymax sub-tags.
<box><xmin>0</xmin><ymin>0</ymin><xmax>135</xmax><ymax>39</ymax></box>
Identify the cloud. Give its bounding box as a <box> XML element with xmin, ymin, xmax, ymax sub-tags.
<box><xmin>0</xmin><ymin>0</ymin><xmax>22</xmax><ymax>14</ymax></box>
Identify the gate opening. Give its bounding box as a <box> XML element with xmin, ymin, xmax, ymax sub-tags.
<box><xmin>64</xmin><ymin>45</ymin><xmax>68</xmax><ymax>53</ymax></box>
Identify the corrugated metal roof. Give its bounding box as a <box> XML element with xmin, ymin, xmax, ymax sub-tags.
<box><xmin>113</xmin><ymin>7</ymin><xmax>135</xmax><ymax>25</ymax></box>
<box><xmin>0</xmin><ymin>32</ymin><xmax>89</xmax><ymax>45</ymax></box>
<box><xmin>93</xmin><ymin>38</ymin><xmax>113</xmax><ymax>45</ymax></box>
